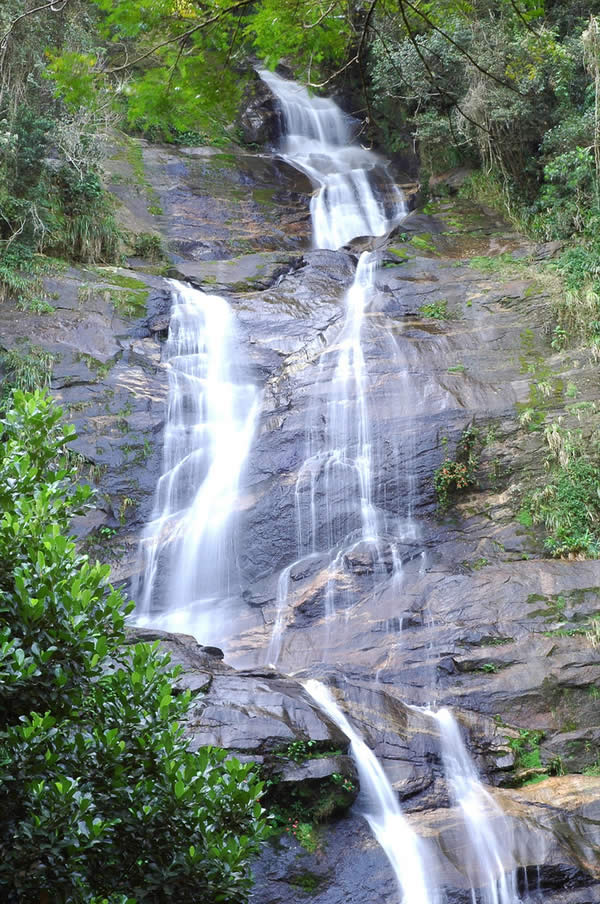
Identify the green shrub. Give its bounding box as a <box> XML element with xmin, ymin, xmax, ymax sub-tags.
<box><xmin>434</xmin><ymin>459</ymin><xmax>473</xmax><ymax>510</ymax></box>
<box><xmin>0</xmin><ymin>390</ymin><xmax>268</xmax><ymax>903</ymax></box>
<box><xmin>131</xmin><ymin>231</ymin><xmax>165</xmax><ymax>261</ymax></box>
<box><xmin>47</xmin><ymin>168</ymin><xmax>122</xmax><ymax>263</ymax></box>
<box><xmin>0</xmin><ymin>345</ymin><xmax>55</xmax><ymax>410</ymax></box>
<box><xmin>0</xmin><ymin>244</ymin><xmax>56</xmax><ymax>310</ymax></box>
<box><xmin>521</xmin><ymin>422</ymin><xmax>600</xmax><ymax>557</ymax></box>
<box><xmin>0</xmin><ymin>23</ymin><xmax>121</xmax><ymax>267</ymax></box>
<box><xmin>507</xmin><ymin>729</ymin><xmax>547</xmax><ymax>785</ymax></box>
<box><xmin>434</xmin><ymin>426</ymin><xmax>481</xmax><ymax>511</ymax></box>
<box><xmin>525</xmin><ymin>457</ymin><xmax>600</xmax><ymax>557</ymax></box>
<box><xmin>419</xmin><ymin>299</ymin><xmax>451</xmax><ymax>320</ymax></box>
<box><xmin>528</xmin><ymin>146</ymin><xmax>600</xmax><ymax>240</ymax></box>
<box><xmin>0</xmin><ymin>255</ymin><xmax>38</xmax><ymax>306</ymax></box>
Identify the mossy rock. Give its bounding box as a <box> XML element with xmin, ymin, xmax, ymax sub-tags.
<box><xmin>263</xmin><ymin>753</ymin><xmax>358</xmax><ymax>826</ymax></box>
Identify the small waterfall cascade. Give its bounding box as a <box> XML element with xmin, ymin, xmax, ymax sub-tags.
<box><xmin>431</xmin><ymin>708</ymin><xmax>519</xmax><ymax>904</ymax></box>
<box><xmin>259</xmin><ymin>69</ymin><xmax>405</xmax><ymax>249</ymax></box>
<box><xmin>297</xmin><ymin>250</ymin><xmax>378</xmax><ymax>555</ymax></box>
<box><xmin>267</xmin><ymin>243</ymin><xmax>418</xmax><ymax>664</ymax></box>
<box><xmin>305</xmin><ymin>680</ymin><xmax>435</xmax><ymax>904</ymax></box>
<box><xmin>134</xmin><ymin>279</ymin><xmax>260</xmax><ymax>640</ymax></box>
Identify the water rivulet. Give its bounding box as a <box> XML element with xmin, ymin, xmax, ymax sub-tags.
<box><xmin>306</xmin><ymin>680</ymin><xmax>434</xmax><ymax>904</ymax></box>
<box><xmin>432</xmin><ymin>708</ymin><xmax>519</xmax><ymax>904</ymax></box>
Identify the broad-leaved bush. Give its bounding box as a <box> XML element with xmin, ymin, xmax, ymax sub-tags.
<box><xmin>0</xmin><ymin>390</ymin><xmax>268</xmax><ymax>903</ymax></box>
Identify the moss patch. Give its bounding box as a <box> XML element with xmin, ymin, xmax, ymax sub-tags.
<box><xmin>83</xmin><ymin>269</ymin><xmax>150</xmax><ymax>319</ymax></box>
<box><xmin>388</xmin><ymin>246</ymin><xmax>412</xmax><ymax>259</ymax></box>
<box><xmin>289</xmin><ymin>872</ymin><xmax>325</xmax><ymax>893</ymax></box>
<box><xmin>74</xmin><ymin>353</ymin><xmax>116</xmax><ymax>380</ymax></box>
<box><xmin>410</xmin><ymin>233</ymin><xmax>437</xmax><ymax>254</ymax></box>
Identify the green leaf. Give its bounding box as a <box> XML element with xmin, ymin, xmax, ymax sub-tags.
<box><xmin>174</xmin><ymin>780</ymin><xmax>185</xmax><ymax>799</ymax></box>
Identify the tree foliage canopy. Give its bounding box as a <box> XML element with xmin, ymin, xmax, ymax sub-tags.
<box><xmin>3</xmin><ymin>0</ymin><xmax>600</xmax><ymax>254</ymax></box>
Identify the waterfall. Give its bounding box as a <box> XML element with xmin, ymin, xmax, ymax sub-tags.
<box><xmin>431</xmin><ymin>708</ymin><xmax>519</xmax><ymax>904</ymax></box>
<box><xmin>132</xmin><ymin>70</ymin><xmax>532</xmax><ymax>904</ymax></box>
<box><xmin>134</xmin><ymin>280</ymin><xmax>260</xmax><ymax>642</ymax></box>
<box><xmin>305</xmin><ymin>680</ymin><xmax>434</xmax><ymax>904</ymax></box>
<box><xmin>259</xmin><ymin>69</ymin><xmax>405</xmax><ymax>249</ymax></box>
<box><xmin>260</xmin><ymin>69</ymin><xmax>414</xmax><ymax>664</ymax></box>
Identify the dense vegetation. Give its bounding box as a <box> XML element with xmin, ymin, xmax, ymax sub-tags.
<box><xmin>0</xmin><ymin>390</ymin><xmax>268</xmax><ymax>903</ymax></box>
<box><xmin>3</xmin><ymin>1</ymin><xmax>600</xmax><ymax>271</ymax></box>
<box><xmin>521</xmin><ymin>419</ymin><xmax>600</xmax><ymax>557</ymax></box>
<box><xmin>0</xmin><ymin>1</ymin><xmax>121</xmax><ymax>269</ymax></box>
<box><xmin>4</xmin><ymin>1</ymin><xmax>600</xmax><ymax>252</ymax></box>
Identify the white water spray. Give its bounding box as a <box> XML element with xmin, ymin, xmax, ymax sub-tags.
<box><xmin>134</xmin><ymin>280</ymin><xmax>260</xmax><ymax>640</ymax></box>
<box><xmin>305</xmin><ymin>680</ymin><xmax>434</xmax><ymax>904</ymax></box>
<box><xmin>266</xmin><ymin>561</ymin><xmax>294</xmax><ymax>667</ymax></box>
<box><xmin>297</xmin><ymin>251</ymin><xmax>378</xmax><ymax>555</ymax></box>
<box><xmin>432</xmin><ymin>708</ymin><xmax>519</xmax><ymax>904</ymax></box>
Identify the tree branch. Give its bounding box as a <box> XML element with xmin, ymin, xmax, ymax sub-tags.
<box><xmin>396</xmin><ymin>0</ymin><xmax>494</xmax><ymax>137</ymax></box>
<box><xmin>357</xmin><ymin>0</ymin><xmax>380</xmax><ymax>134</ymax></box>
<box><xmin>0</xmin><ymin>0</ymin><xmax>71</xmax><ymax>51</ymax></box>
<box><xmin>508</xmin><ymin>0</ymin><xmax>542</xmax><ymax>37</ymax></box>
<box><xmin>370</xmin><ymin>21</ymin><xmax>419</xmax><ymax>96</ymax></box>
<box><xmin>105</xmin><ymin>0</ymin><xmax>255</xmax><ymax>74</ymax></box>
<box><xmin>307</xmin><ymin>53</ymin><xmax>360</xmax><ymax>89</ymax></box>
<box><xmin>224</xmin><ymin>13</ymin><xmax>243</xmax><ymax>67</ymax></box>
<box><xmin>167</xmin><ymin>41</ymin><xmax>186</xmax><ymax>90</ymax></box>
<box><xmin>303</xmin><ymin>2</ymin><xmax>337</xmax><ymax>29</ymax></box>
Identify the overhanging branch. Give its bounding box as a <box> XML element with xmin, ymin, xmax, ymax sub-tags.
<box><xmin>105</xmin><ymin>0</ymin><xmax>255</xmax><ymax>74</ymax></box>
<box><xmin>0</xmin><ymin>0</ymin><xmax>71</xmax><ymax>52</ymax></box>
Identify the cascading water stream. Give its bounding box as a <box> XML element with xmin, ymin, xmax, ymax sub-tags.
<box><xmin>298</xmin><ymin>250</ymin><xmax>378</xmax><ymax>554</ymax></box>
<box><xmin>260</xmin><ymin>69</ymin><xmax>417</xmax><ymax>665</ymax></box>
<box><xmin>259</xmin><ymin>69</ymin><xmax>405</xmax><ymax>249</ymax></box>
<box><xmin>134</xmin><ymin>279</ymin><xmax>260</xmax><ymax>643</ymax></box>
<box><xmin>430</xmin><ymin>708</ymin><xmax>519</xmax><ymax>904</ymax></box>
<box><xmin>305</xmin><ymin>680</ymin><xmax>434</xmax><ymax>904</ymax></box>
<box><xmin>258</xmin><ymin>70</ymin><xmax>526</xmax><ymax>904</ymax></box>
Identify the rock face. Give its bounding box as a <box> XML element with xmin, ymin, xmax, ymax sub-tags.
<box><xmin>125</xmin><ymin>627</ymin><xmax>351</xmax><ymax>758</ymax></box>
<box><xmin>253</xmin><ymin>776</ymin><xmax>600</xmax><ymax>904</ymax></box>
<box><xmin>125</xmin><ymin>626</ymin><xmax>359</xmax><ymax>833</ymax></box>
<box><xmin>3</xmin><ymin>128</ymin><xmax>600</xmax><ymax>902</ymax></box>
<box><xmin>236</xmin><ymin>72</ymin><xmax>281</xmax><ymax>146</ymax></box>
<box><xmin>139</xmin><ymin>142</ymin><xmax>312</xmax><ymax>259</ymax></box>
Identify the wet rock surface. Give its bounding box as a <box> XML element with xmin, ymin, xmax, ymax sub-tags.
<box><xmin>236</xmin><ymin>72</ymin><xmax>281</xmax><ymax>146</ymax></box>
<box><xmin>141</xmin><ymin>143</ymin><xmax>312</xmax><ymax>259</ymax></box>
<box><xmin>125</xmin><ymin>626</ymin><xmax>350</xmax><ymax>759</ymax></box>
<box><xmin>0</xmin><ymin>263</ymin><xmax>169</xmax><ymax>579</ymax></box>
<box><xmin>252</xmin><ymin>777</ymin><xmax>600</xmax><ymax>904</ymax></box>
<box><xmin>3</xmin><ymin>135</ymin><xmax>600</xmax><ymax>901</ymax></box>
